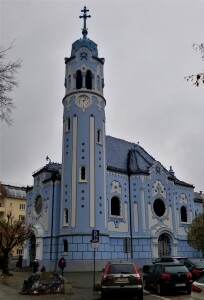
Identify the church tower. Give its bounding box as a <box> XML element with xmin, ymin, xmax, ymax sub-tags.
<box><xmin>60</xmin><ymin>7</ymin><xmax>108</xmax><ymax>264</ymax></box>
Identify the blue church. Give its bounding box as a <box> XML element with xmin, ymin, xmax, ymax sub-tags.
<box><xmin>24</xmin><ymin>7</ymin><xmax>203</xmax><ymax>271</ymax></box>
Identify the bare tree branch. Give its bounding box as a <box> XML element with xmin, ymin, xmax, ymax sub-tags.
<box><xmin>185</xmin><ymin>43</ymin><xmax>204</xmax><ymax>87</ymax></box>
<box><xmin>0</xmin><ymin>41</ymin><xmax>22</xmax><ymax>125</ymax></box>
<box><xmin>0</xmin><ymin>213</ymin><xmax>33</xmax><ymax>275</ymax></box>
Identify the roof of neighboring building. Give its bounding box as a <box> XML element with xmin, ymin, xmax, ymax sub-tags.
<box><xmin>0</xmin><ymin>183</ymin><xmax>26</xmax><ymax>199</ymax></box>
<box><xmin>194</xmin><ymin>191</ymin><xmax>204</xmax><ymax>203</ymax></box>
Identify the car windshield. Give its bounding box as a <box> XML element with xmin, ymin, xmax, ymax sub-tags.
<box><xmin>164</xmin><ymin>266</ymin><xmax>188</xmax><ymax>273</ymax></box>
<box><xmin>108</xmin><ymin>264</ymin><xmax>135</xmax><ymax>274</ymax></box>
<box><xmin>194</xmin><ymin>261</ymin><xmax>204</xmax><ymax>268</ymax></box>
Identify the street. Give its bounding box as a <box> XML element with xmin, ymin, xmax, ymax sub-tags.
<box><xmin>0</xmin><ymin>270</ymin><xmax>196</xmax><ymax>300</ymax></box>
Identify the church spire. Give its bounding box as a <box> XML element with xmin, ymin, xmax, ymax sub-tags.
<box><xmin>79</xmin><ymin>6</ymin><xmax>91</xmax><ymax>39</ymax></box>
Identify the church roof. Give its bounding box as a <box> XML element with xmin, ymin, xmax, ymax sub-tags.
<box><xmin>71</xmin><ymin>38</ymin><xmax>98</xmax><ymax>58</ymax></box>
<box><xmin>106</xmin><ymin>136</ymin><xmax>155</xmax><ymax>173</ymax></box>
<box><xmin>106</xmin><ymin>136</ymin><xmax>194</xmax><ymax>188</ymax></box>
<box><xmin>32</xmin><ymin>162</ymin><xmax>61</xmax><ymax>177</ymax></box>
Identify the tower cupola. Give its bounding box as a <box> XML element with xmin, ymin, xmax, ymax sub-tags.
<box><xmin>64</xmin><ymin>6</ymin><xmax>105</xmax><ymax>97</ymax></box>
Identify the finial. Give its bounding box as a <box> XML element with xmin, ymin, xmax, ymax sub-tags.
<box><xmin>46</xmin><ymin>156</ymin><xmax>51</xmax><ymax>164</ymax></box>
<box><xmin>79</xmin><ymin>6</ymin><xmax>91</xmax><ymax>39</ymax></box>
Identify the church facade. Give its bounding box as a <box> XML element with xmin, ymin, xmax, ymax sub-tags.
<box><xmin>24</xmin><ymin>7</ymin><xmax>203</xmax><ymax>271</ymax></box>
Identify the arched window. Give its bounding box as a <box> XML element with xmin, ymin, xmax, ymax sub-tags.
<box><xmin>97</xmin><ymin>129</ymin><xmax>102</xmax><ymax>144</ymax></box>
<box><xmin>63</xmin><ymin>239</ymin><xmax>68</xmax><ymax>252</ymax></box>
<box><xmin>64</xmin><ymin>208</ymin><xmax>68</xmax><ymax>225</ymax></box>
<box><xmin>181</xmin><ymin>206</ymin><xmax>187</xmax><ymax>222</ymax></box>
<box><xmin>65</xmin><ymin>117</ymin><xmax>70</xmax><ymax>132</ymax></box>
<box><xmin>86</xmin><ymin>70</ymin><xmax>92</xmax><ymax>89</ymax></box>
<box><xmin>111</xmin><ymin>196</ymin><xmax>120</xmax><ymax>216</ymax></box>
<box><xmin>80</xmin><ymin>166</ymin><xmax>86</xmax><ymax>181</ymax></box>
<box><xmin>76</xmin><ymin>70</ymin><xmax>82</xmax><ymax>89</ymax></box>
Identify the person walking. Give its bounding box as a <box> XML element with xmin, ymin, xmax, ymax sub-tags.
<box><xmin>32</xmin><ymin>259</ymin><xmax>39</xmax><ymax>273</ymax></box>
<box><xmin>58</xmin><ymin>256</ymin><xmax>66</xmax><ymax>275</ymax></box>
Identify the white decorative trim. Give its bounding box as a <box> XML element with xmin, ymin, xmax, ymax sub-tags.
<box><xmin>90</xmin><ymin>115</ymin><xmax>95</xmax><ymax>227</ymax></box>
<box><xmin>141</xmin><ymin>185</ymin><xmax>146</xmax><ymax>232</ymax></box>
<box><xmin>97</xmin><ymin>97</ymin><xmax>103</xmax><ymax>111</ymax></box>
<box><xmin>65</xmin><ymin>97</ymin><xmax>71</xmax><ymax>111</ymax></box>
<box><xmin>103</xmin><ymin>121</ymin><xmax>107</xmax><ymax>229</ymax></box>
<box><xmin>134</xmin><ymin>203</ymin><xmax>138</xmax><ymax>232</ymax></box>
<box><xmin>71</xmin><ymin>116</ymin><xmax>77</xmax><ymax>228</ymax></box>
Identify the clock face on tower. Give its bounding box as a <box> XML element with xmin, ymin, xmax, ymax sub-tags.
<box><xmin>76</xmin><ymin>95</ymin><xmax>91</xmax><ymax>111</ymax></box>
<box><xmin>34</xmin><ymin>195</ymin><xmax>43</xmax><ymax>215</ymax></box>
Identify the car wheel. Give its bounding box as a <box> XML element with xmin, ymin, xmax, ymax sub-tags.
<box><xmin>156</xmin><ymin>283</ymin><xmax>163</xmax><ymax>295</ymax></box>
<box><xmin>101</xmin><ymin>290</ymin><xmax>107</xmax><ymax>300</ymax></box>
<box><xmin>143</xmin><ymin>279</ymin><xmax>147</xmax><ymax>289</ymax></box>
<box><xmin>186</xmin><ymin>286</ymin><xmax>191</xmax><ymax>294</ymax></box>
<box><xmin>137</xmin><ymin>291</ymin><xmax>143</xmax><ymax>300</ymax></box>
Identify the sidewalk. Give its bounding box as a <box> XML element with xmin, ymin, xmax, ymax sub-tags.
<box><xmin>0</xmin><ymin>269</ymin><xmax>102</xmax><ymax>300</ymax></box>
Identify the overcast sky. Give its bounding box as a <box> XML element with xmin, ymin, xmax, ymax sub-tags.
<box><xmin>1</xmin><ymin>0</ymin><xmax>204</xmax><ymax>192</ymax></box>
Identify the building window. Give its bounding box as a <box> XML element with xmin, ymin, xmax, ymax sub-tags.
<box><xmin>76</xmin><ymin>70</ymin><xmax>82</xmax><ymax>89</ymax></box>
<box><xmin>65</xmin><ymin>117</ymin><xmax>71</xmax><ymax>132</ymax></box>
<box><xmin>97</xmin><ymin>129</ymin><xmax>102</xmax><ymax>144</ymax></box>
<box><xmin>181</xmin><ymin>206</ymin><xmax>187</xmax><ymax>222</ymax></box>
<box><xmin>80</xmin><ymin>166</ymin><xmax>87</xmax><ymax>181</ymax></box>
<box><xmin>64</xmin><ymin>208</ymin><xmax>68</xmax><ymax>225</ymax></box>
<box><xmin>86</xmin><ymin>70</ymin><xmax>92</xmax><ymax>89</ymax></box>
<box><xmin>17</xmin><ymin>249</ymin><xmax>23</xmax><ymax>255</ymax></box>
<box><xmin>111</xmin><ymin>196</ymin><xmax>120</xmax><ymax>216</ymax></box>
<box><xmin>63</xmin><ymin>239</ymin><xmax>68</xmax><ymax>252</ymax></box>
<box><xmin>20</xmin><ymin>204</ymin><xmax>26</xmax><ymax>210</ymax></box>
<box><xmin>19</xmin><ymin>215</ymin><xmax>25</xmax><ymax>221</ymax></box>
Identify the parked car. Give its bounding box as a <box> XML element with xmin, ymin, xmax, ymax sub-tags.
<box><xmin>152</xmin><ymin>256</ymin><xmax>179</xmax><ymax>264</ymax></box>
<box><xmin>101</xmin><ymin>261</ymin><xmax>143</xmax><ymax>300</ymax></box>
<box><xmin>191</xmin><ymin>271</ymin><xmax>204</xmax><ymax>299</ymax></box>
<box><xmin>173</xmin><ymin>256</ymin><xmax>188</xmax><ymax>261</ymax></box>
<box><xmin>179</xmin><ymin>258</ymin><xmax>204</xmax><ymax>280</ymax></box>
<box><xmin>143</xmin><ymin>262</ymin><xmax>193</xmax><ymax>295</ymax></box>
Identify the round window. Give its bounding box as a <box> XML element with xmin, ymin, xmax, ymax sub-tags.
<box><xmin>153</xmin><ymin>198</ymin><xmax>165</xmax><ymax>217</ymax></box>
<box><xmin>35</xmin><ymin>195</ymin><xmax>43</xmax><ymax>215</ymax></box>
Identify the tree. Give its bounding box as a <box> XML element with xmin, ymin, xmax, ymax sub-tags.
<box><xmin>187</xmin><ymin>212</ymin><xmax>204</xmax><ymax>253</ymax></box>
<box><xmin>0</xmin><ymin>41</ymin><xmax>22</xmax><ymax>125</ymax></box>
<box><xmin>0</xmin><ymin>212</ymin><xmax>32</xmax><ymax>275</ymax></box>
<box><xmin>185</xmin><ymin>43</ymin><xmax>204</xmax><ymax>86</ymax></box>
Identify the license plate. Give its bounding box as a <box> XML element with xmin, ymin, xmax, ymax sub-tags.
<box><xmin>116</xmin><ymin>278</ymin><xmax>129</xmax><ymax>283</ymax></box>
<box><xmin>175</xmin><ymin>283</ymin><xmax>185</xmax><ymax>287</ymax></box>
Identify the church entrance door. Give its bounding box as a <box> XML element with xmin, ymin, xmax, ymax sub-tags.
<box><xmin>30</xmin><ymin>234</ymin><xmax>36</xmax><ymax>265</ymax></box>
<box><xmin>158</xmin><ymin>233</ymin><xmax>170</xmax><ymax>257</ymax></box>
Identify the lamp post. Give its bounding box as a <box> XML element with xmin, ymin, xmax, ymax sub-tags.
<box><xmin>50</xmin><ymin>172</ymin><xmax>57</xmax><ymax>264</ymax></box>
<box><xmin>127</xmin><ymin>150</ymin><xmax>133</xmax><ymax>259</ymax></box>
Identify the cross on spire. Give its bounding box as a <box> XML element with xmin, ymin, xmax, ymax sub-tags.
<box><xmin>79</xmin><ymin>6</ymin><xmax>91</xmax><ymax>38</ymax></box>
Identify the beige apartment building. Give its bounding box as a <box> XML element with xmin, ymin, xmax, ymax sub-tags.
<box><xmin>0</xmin><ymin>182</ymin><xmax>27</xmax><ymax>258</ymax></box>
